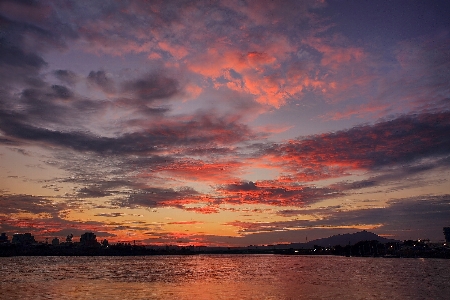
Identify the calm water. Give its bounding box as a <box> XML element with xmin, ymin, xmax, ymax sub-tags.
<box><xmin>1</xmin><ymin>255</ymin><xmax>449</xmax><ymax>299</ymax></box>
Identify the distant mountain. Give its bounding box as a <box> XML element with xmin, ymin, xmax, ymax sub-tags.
<box><xmin>303</xmin><ymin>230</ymin><xmax>399</xmax><ymax>247</ymax></box>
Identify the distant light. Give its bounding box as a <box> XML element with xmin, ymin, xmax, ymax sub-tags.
<box><xmin>294</xmin><ymin>250</ymin><xmax>299</xmax><ymax>253</ymax></box>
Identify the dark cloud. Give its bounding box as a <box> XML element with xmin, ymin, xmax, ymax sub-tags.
<box><xmin>0</xmin><ymin>40</ymin><xmax>47</xmax><ymax>70</ymax></box>
<box><xmin>0</xmin><ymin>37</ymin><xmax>47</xmax><ymax>87</ymax></box>
<box><xmin>0</xmin><ymin>119</ymin><xmax>153</xmax><ymax>154</ymax></box>
<box><xmin>0</xmin><ymin>1</ymin><xmax>78</xmax><ymax>49</ymax></box>
<box><xmin>0</xmin><ymin>84</ymin><xmax>111</xmax><ymax>139</ymax></box>
<box><xmin>51</xmin><ymin>85</ymin><xmax>73</xmax><ymax>99</ymax></box>
<box><xmin>54</xmin><ymin>69</ymin><xmax>78</xmax><ymax>85</ymax></box>
<box><xmin>94</xmin><ymin>212</ymin><xmax>124</xmax><ymax>218</ymax></box>
<box><xmin>0</xmin><ymin>194</ymin><xmax>62</xmax><ymax>216</ymax></box>
<box><xmin>182</xmin><ymin>146</ymin><xmax>235</xmax><ymax>157</ymax></box>
<box><xmin>0</xmin><ymin>107</ymin><xmax>257</xmax><ymax>155</ymax></box>
<box><xmin>0</xmin><ymin>1</ymin><xmax>77</xmax><ymax>84</ymax></box>
<box><xmin>113</xmin><ymin>98</ymin><xmax>171</xmax><ymax>117</ymax></box>
<box><xmin>87</xmin><ymin>70</ymin><xmax>115</xmax><ymax>93</ymax></box>
<box><xmin>122</xmin><ymin>73</ymin><xmax>180</xmax><ymax>103</ymax></box>
<box><xmin>119</xmin><ymin>186</ymin><xmax>200</xmax><ymax>209</ymax></box>
<box><xmin>77</xmin><ymin>187</ymin><xmax>112</xmax><ymax>198</ymax></box>
<box><xmin>0</xmin><ymin>0</ymin><xmax>79</xmax><ymax>118</ymax></box>
<box><xmin>225</xmin><ymin>181</ymin><xmax>258</xmax><ymax>191</ymax></box>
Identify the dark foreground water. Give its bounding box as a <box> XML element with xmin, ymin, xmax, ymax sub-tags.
<box><xmin>1</xmin><ymin>255</ymin><xmax>449</xmax><ymax>299</ymax></box>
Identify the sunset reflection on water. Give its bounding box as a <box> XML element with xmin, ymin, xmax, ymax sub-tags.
<box><xmin>1</xmin><ymin>255</ymin><xmax>450</xmax><ymax>299</ymax></box>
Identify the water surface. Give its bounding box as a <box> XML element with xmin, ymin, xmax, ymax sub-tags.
<box><xmin>1</xmin><ymin>255</ymin><xmax>449</xmax><ymax>299</ymax></box>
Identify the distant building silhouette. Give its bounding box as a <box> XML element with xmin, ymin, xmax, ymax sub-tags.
<box><xmin>66</xmin><ymin>234</ymin><xmax>74</xmax><ymax>243</ymax></box>
<box><xmin>0</xmin><ymin>233</ymin><xmax>8</xmax><ymax>244</ymax></box>
<box><xmin>80</xmin><ymin>232</ymin><xmax>99</xmax><ymax>247</ymax></box>
<box><xmin>11</xmin><ymin>233</ymin><xmax>36</xmax><ymax>245</ymax></box>
<box><xmin>444</xmin><ymin>227</ymin><xmax>450</xmax><ymax>243</ymax></box>
<box><xmin>52</xmin><ymin>237</ymin><xmax>60</xmax><ymax>246</ymax></box>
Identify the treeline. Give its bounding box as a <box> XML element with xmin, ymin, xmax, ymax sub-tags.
<box><xmin>1</xmin><ymin>239</ymin><xmax>449</xmax><ymax>258</ymax></box>
<box><xmin>281</xmin><ymin>240</ymin><xmax>450</xmax><ymax>259</ymax></box>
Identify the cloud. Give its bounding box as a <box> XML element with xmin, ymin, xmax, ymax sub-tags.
<box><xmin>0</xmin><ymin>35</ymin><xmax>47</xmax><ymax>88</ymax></box>
<box><xmin>225</xmin><ymin>181</ymin><xmax>258</xmax><ymax>191</ymax></box>
<box><xmin>54</xmin><ymin>69</ymin><xmax>79</xmax><ymax>85</ymax></box>
<box><xmin>3</xmin><ymin>109</ymin><xmax>446</xmax><ymax>213</ymax></box>
<box><xmin>322</xmin><ymin>102</ymin><xmax>390</xmax><ymax>121</ymax></box>
<box><xmin>265</xmin><ymin>111</ymin><xmax>450</xmax><ymax>182</ymax></box>
<box><xmin>17</xmin><ymin>85</ymin><xmax>76</xmax><ymax>125</ymax></box>
<box><xmin>118</xmin><ymin>186</ymin><xmax>201</xmax><ymax>209</ymax></box>
<box><xmin>183</xmin><ymin>206</ymin><xmax>220</xmax><ymax>214</ymax></box>
<box><xmin>122</xmin><ymin>73</ymin><xmax>180</xmax><ymax>103</ymax></box>
<box><xmin>77</xmin><ymin>187</ymin><xmax>112</xmax><ymax>198</ymax></box>
<box><xmin>44</xmin><ymin>0</ymin><xmax>326</xmax><ymax>108</ymax></box>
<box><xmin>0</xmin><ymin>40</ymin><xmax>47</xmax><ymax>73</ymax></box>
<box><xmin>94</xmin><ymin>212</ymin><xmax>124</xmax><ymax>218</ymax></box>
<box><xmin>0</xmin><ymin>107</ymin><xmax>258</xmax><ymax>156</ymax></box>
<box><xmin>87</xmin><ymin>70</ymin><xmax>116</xmax><ymax>93</ymax></box>
<box><xmin>157</xmin><ymin>159</ymin><xmax>246</xmax><ymax>184</ymax></box>
<box><xmin>216</xmin><ymin>180</ymin><xmax>338</xmax><ymax>207</ymax></box>
<box><xmin>0</xmin><ymin>194</ymin><xmax>62</xmax><ymax>216</ymax></box>
<box><xmin>167</xmin><ymin>221</ymin><xmax>204</xmax><ymax>225</ymax></box>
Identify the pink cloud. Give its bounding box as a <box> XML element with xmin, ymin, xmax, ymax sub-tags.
<box><xmin>305</xmin><ymin>37</ymin><xmax>365</xmax><ymax>69</ymax></box>
<box><xmin>158</xmin><ymin>41</ymin><xmax>189</xmax><ymax>59</ymax></box>
<box><xmin>148</xmin><ymin>52</ymin><xmax>162</xmax><ymax>60</ymax></box>
<box><xmin>322</xmin><ymin>102</ymin><xmax>390</xmax><ymax>121</ymax></box>
<box><xmin>188</xmin><ymin>48</ymin><xmax>292</xmax><ymax>107</ymax></box>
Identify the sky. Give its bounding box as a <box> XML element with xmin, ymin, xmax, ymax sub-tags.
<box><xmin>1</xmin><ymin>0</ymin><xmax>449</xmax><ymax>246</ymax></box>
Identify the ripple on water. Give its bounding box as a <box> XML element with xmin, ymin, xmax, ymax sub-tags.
<box><xmin>1</xmin><ymin>255</ymin><xmax>450</xmax><ymax>299</ymax></box>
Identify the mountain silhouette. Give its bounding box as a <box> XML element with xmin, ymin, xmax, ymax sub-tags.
<box><xmin>303</xmin><ymin>230</ymin><xmax>399</xmax><ymax>247</ymax></box>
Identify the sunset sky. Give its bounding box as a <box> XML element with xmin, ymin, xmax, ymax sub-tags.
<box><xmin>1</xmin><ymin>0</ymin><xmax>449</xmax><ymax>246</ymax></box>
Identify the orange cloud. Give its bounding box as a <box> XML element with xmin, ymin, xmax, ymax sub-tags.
<box><xmin>183</xmin><ymin>206</ymin><xmax>220</xmax><ymax>214</ymax></box>
<box><xmin>167</xmin><ymin>221</ymin><xmax>204</xmax><ymax>225</ymax></box>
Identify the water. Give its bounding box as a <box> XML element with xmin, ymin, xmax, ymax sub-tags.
<box><xmin>1</xmin><ymin>255</ymin><xmax>449</xmax><ymax>299</ymax></box>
